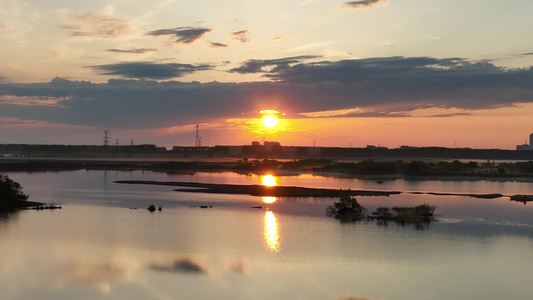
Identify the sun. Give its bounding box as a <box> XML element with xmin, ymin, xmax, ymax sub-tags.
<box><xmin>262</xmin><ymin>115</ymin><xmax>279</xmax><ymax>128</ymax></box>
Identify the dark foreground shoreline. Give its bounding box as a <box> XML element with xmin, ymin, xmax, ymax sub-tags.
<box><xmin>114</xmin><ymin>180</ymin><xmax>529</xmax><ymax>201</ymax></box>
<box><xmin>115</xmin><ymin>180</ymin><xmax>402</xmax><ymax>197</ymax></box>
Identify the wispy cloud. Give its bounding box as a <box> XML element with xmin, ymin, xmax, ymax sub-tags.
<box><xmin>146</xmin><ymin>27</ymin><xmax>212</xmax><ymax>44</ymax></box>
<box><xmin>207</xmin><ymin>41</ymin><xmax>228</xmax><ymax>48</ymax></box>
<box><xmin>88</xmin><ymin>62</ymin><xmax>213</xmax><ymax>79</ymax></box>
<box><xmin>60</xmin><ymin>5</ymin><xmax>135</xmax><ymax>38</ymax></box>
<box><xmin>343</xmin><ymin>0</ymin><xmax>387</xmax><ymax>10</ymax></box>
<box><xmin>271</xmin><ymin>34</ymin><xmax>300</xmax><ymax>41</ymax></box>
<box><xmin>230</xmin><ymin>55</ymin><xmax>320</xmax><ymax>74</ymax></box>
<box><xmin>106</xmin><ymin>48</ymin><xmax>158</xmax><ymax>54</ymax></box>
<box><xmin>231</xmin><ymin>30</ymin><xmax>251</xmax><ymax>43</ymax></box>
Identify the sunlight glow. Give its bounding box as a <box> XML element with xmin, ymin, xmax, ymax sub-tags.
<box><xmin>264</xmin><ymin>211</ymin><xmax>280</xmax><ymax>253</ymax></box>
<box><xmin>261</xmin><ymin>174</ymin><xmax>277</xmax><ymax>187</ymax></box>
<box><xmin>262</xmin><ymin>115</ymin><xmax>279</xmax><ymax>128</ymax></box>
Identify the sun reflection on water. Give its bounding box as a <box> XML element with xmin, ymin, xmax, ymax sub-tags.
<box><xmin>263</xmin><ymin>211</ymin><xmax>280</xmax><ymax>253</ymax></box>
<box><xmin>262</xmin><ymin>196</ymin><xmax>277</xmax><ymax>204</ymax></box>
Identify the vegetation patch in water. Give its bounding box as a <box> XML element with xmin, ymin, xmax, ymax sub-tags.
<box><xmin>326</xmin><ymin>195</ymin><xmax>437</xmax><ymax>227</ymax></box>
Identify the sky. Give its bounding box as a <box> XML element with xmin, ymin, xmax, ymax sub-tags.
<box><xmin>1</xmin><ymin>0</ymin><xmax>533</xmax><ymax>149</ymax></box>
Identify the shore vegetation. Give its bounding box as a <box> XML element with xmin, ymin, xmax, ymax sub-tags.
<box><xmin>0</xmin><ymin>175</ymin><xmax>29</xmax><ymax>212</ymax></box>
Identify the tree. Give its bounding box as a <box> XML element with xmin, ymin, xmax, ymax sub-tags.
<box><xmin>0</xmin><ymin>175</ymin><xmax>29</xmax><ymax>212</ymax></box>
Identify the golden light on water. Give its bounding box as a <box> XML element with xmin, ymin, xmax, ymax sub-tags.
<box><xmin>264</xmin><ymin>211</ymin><xmax>280</xmax><ymax>253</ymax></box>
<box><xmin>261</xmin><ymin>174</ymin><xmax>277</xmax><ymax>187</ymax></box>
<box><xmin>262</xmin><ymin>196</ymin><xmax>277</xmax><ymax>204</ymax></box>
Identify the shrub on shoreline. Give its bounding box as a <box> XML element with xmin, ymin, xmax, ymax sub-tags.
<box><xmin>0</xmin><ymin>175</ymin><xmax>29</xmax><ymax>212</ymax></box>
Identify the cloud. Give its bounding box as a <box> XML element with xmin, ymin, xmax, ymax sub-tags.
<box><xmin>146</xmin><ymin>27</ymin><xmax>212</xmax><ymax>44</ymax></box>
<box><xmin>226</xmin><ymin>260</ymin><xmax>250</xmax><ymax>275</ymax></box>
<box><xmin>207</xmin><ymin>41</ymin><xmax>228</xmax><ymax>48</ymax></box>
<box><xmin>337</xmin><ymin>295</ymin><xmax>371</xmax><ymax>300</ymax></box>
<box><xmin>231</xmin><ymin>30</ymin><xmax>251</xmax><ymax>43</ymax></box>
<box><xmin>230</xmin><ymin>55</ymin><xmax>320</xmax><ymax>74</ymax></box>
<box><xmin>2</xmin><ymin>56</ymin><xmax>533</xmax><ymax>133</ymax></box>
<box><xmin>88</xmin><ymin>62</ymin><xmax>213</xmax><ymax>79</ymax></box>
<box><xmin>106</xmin><ymin>48</ymin><xmax>158</xmax><ymax>54</ymax></box>
<box><xmin>150</xmin><ymin>259</ymin><xmax>207</xmax><ymax>274</ymax></box>
<box><xmin>343</xmin><ymin>0</ymin><xmax>387</xmax><ymax>10</ymax></box>
<box><xmin>60</xmin><ymin>6</ymin><xmax>135</xmax><ymax>38</ymax></box>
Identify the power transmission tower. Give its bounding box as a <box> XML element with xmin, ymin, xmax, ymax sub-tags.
<box><xmin>195</xmin><ymin>124</ymin><xmax>202</xmax><ymax>147</ymax></box>
<box><xmin>103</xmin><ymin>130</ymin><xmax>110</xmax><ymax>146</ymax></box>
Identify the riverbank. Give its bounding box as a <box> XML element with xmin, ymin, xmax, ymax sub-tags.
<box><xmin>2</xmin><ymin>156</ymin><xmax>533</xmax><ymax>182</ymax></box>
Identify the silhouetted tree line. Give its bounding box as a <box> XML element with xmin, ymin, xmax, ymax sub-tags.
<box><xmin>0</xmin><ymin>144</ymin><xmax>160</xmax><ymax>156</ymax></box>
<box><xmin>313</xmin><ymin>159</ymin><xmax>533</xmax><ymax>177</ymax></box>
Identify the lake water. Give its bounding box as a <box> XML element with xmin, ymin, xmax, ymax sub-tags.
<box><xmin>1</xmin><ymin>170</ymin><xmax>533</xmax><ymax>300</ymax></box>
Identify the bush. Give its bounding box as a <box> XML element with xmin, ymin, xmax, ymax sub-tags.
<box><xmin>326</xmin><ymin>195</ymin><xmax>367</xmax><ymax>222</ymax></box>
<box><xmin>0</xmin><ymin>175</ymin><xmax>29</xmax><ymax>212</ymax></box>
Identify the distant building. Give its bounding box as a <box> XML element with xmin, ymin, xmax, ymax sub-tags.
<box><xmin>263</xmin><ymin>141</ymin><xmax>280</xmax><ymax>152</ymax></box>
<box><xmin>516</xmin><ymin>144</ymin><xmax>531</xmax><ymax>151</ymax></box>
<box><xmin>366</xmin><ymin>145</ymin><xmax>388</xmax><ymax>150</ymax></box>
<box><xmin>516</xmin><ymin>133</ymin><xmax>533</xmax><ymax>150</ymax></box>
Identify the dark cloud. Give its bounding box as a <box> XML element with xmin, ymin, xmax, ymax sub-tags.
<box><xmin>522</xmin><ymin>52</ymin><xmax>533</xmax><ymax>56</ymax></box>
<box><xmin>146</xmin><ymin>27</ymin><xmax>212</xmax><ymax>44</ymax></box>
<box><xmin>343</xmin><ymin>0</ymin><xmax>387</xmax><ymax>9</ymax></box>
<box><xmin>207</xmin><ymin>41</ymin><xmax>228</xmax><ymax>48</ymax></box>
<box><xmin>88</xmin><ymin>62</ymin><xmax>212</xmax><ymax>79</ymax></box>
<box><xmin>230</xmin><ymin>55</ymin><xmax>320</xmax><ymax>74</ymax></box>
<box><xmin>2</xmin><ymin>56</ymin><xmax>533</xmax><ymax>132</ymax></box>
<box><xmin>150</xmin><ymin>259</ymin><xmax>207</xmax><ymax>274</ymax></box>
<box><xmin>231</xmin><ymin>30</ymin><xmax>251</xmax><ymax>43</ymax></box>
<box><xmin>260</xmin><ymin>56</ymin><xmax>533</xmax><ymax>111</ymax></box>
<box><xmin>106</xmin><ymin>48</ymin><xmax>158</xmax><ymax>54</ymax></box>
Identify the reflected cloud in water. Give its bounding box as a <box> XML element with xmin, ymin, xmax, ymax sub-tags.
<box><xmin>264</xmin><ymin>211</ymin><xmax>280</xmax><ymax>252</ymax></box>
<box><xmin>338</xmin><ymin>294</ymin><xmax>371</xmax><ymax>300</ymax></box>
<box><xmin>64</xmin><ymin>260</ymin><xmax>137</xmax><ymax>293</ymax></box>
<box><xmin>150</xmin><ymin>258</ymin><xmax>208</xmax><ymax>274</ymax></box>
<box><xmin>226</xmin><ymin>260</ymin><xmax>250</xmax><ymax>275</ymax></box>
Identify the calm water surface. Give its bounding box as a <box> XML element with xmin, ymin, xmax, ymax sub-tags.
<box><xmin>1</xmin><ymin>170</ymin><xmax>532</xmax><ymax>300</ymax></box>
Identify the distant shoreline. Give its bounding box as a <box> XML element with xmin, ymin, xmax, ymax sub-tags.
<box><xmin>2</xmin><ymin>156</ymin><xmax>533</xmax><ymax>182</ymax></box>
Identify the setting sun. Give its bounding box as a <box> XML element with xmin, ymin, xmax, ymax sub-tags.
<box><xmin>261</xmin><ymin>174</ymin><xmax>277</xmax><ymax>187</ymax></box>
<box><xmin>262</xmin><ymin>115</ymin><xmax>279</xmax><ymax>128</ymax></box>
